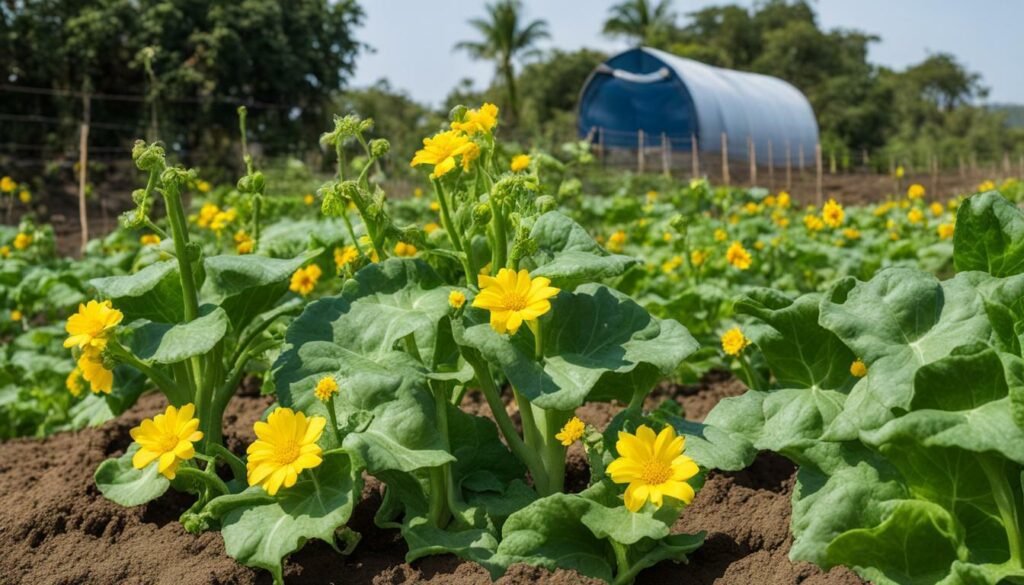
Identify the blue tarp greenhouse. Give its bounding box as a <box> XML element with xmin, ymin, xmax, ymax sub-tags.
<box><xmin>578</xmin><ymin>47</ymin><xmax>818</xmax><ymax>164</ymax></box>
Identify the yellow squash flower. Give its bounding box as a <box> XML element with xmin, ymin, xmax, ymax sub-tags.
<box><xmin>448</xmin><ymin>290</ymin><xmax>466</xmax><ymax>309</ymax></box>
<box><xmin>0</xmin><ymin>245</ymin><xmax>9</xmax><ymax>258</ymax></box>
<box><xmin>394</xmin><ymin>241</ymin><xmax>418</xmax><ymax>257</ymax></box>
<box><xmin>661</xmin><ymin>255</ymin><xmax>683</xmax><ymax>274</ymax></box>
<box><xmin>0</xmin><ymin>176</ymin><xmax>15</xmax><ymax>192</ymax></box>
<box><xmin>334</xmin><ymin>245</ymin><xmax>359</xmax><ymax>269</ymax></box>
<box><xmin>196</xmin><ymin>180</ymin><xmax>212</xmax><ymax>193</ymax></box>
<box><xmin>606</xmin><ymin>424</ymin><xmax>699</xmax><ymax>512</ymax></box>
<box><xmin>822</xmin><ymin>199</ymin><xmax>845</xmax><ymax>228</ymax></box>
<box><xmin>246</xmin><ymin>407</ymin><xmax>326</xmax><ymax>496</ymax></box>
<box><xmin>140</xmin><ymin>234</ymin><xmax>161</xmax><ymax>246</ymax></box>
<box><xmin>842</xmin><ymin>227</ymin><xmax>861</xmax><ymax>240</ymax></box>
<box><xmin>66</xmin><ymin>367</ymin><xmax>85</xmax><ymax>397</ymax></box>
<box><xmin>721</xmin><ymin>327</ymin><xmax>750</xmax><ymax>356</ymax></box>
<box><xmin>413</xmin><ymin>187</ymin><xmax>424</xmax><ymax>198</ymax></box>
<box><xmin>907</xmin><ymin>184</ymin><xmax>925</xmax><ymax>200</ymax></box>
<box><xmin>764</xmin><ymin>195</ymin><xmax>777</xmax><ymax>207</ymax></box>
<box><xmin>196</xmin><ymin>203</ymin><xmax>219</xmax><ymax>228</ymax></box>
<box><xmin>907</xmin><ymin>208</ymin><xmax>924</xmax><ymax>224</ymax></box>
<box><xmin>473</xmin><ymin>268</ymin><xmax>560</xmax><ymax>335</ymax></box>
<box><xmin>929</xmin><ymin>202</ymin><xmax>944</xmax><ymax>217</ymax></box>
<box><xmin>726</xmin><ymin>241</ymin><xmax>752</xmax><ymax>270</ymax></box>
<box><xmin>13</xmin><ymin>232</ymin><xmax>32</xmax><ymax>250</ymax></box>
<box><xmin>895</xmin><ymin>165</ymin><xmax>905</xmax><ymax>179</ymax></box>
<box><xmin>850</xmin><ymin>359</ymin><xmax>868</xmax><ymax>378</ymax></box>
<box><xmin>424</xmin><ymin>222</ymin><xmax>440</xmax><ymax>234</ymax></box>
<box><xmin>510</xmin><ymin>154</ymin><xmax>531</xmax><ymax>172</ymax></box>
<box><xmin>937</xmin><ymin>223</ymin><xmax>955</xmax><ymax>240</ymax></box>
<box><xmin>461</xmin><ymin>142</ymin><xmax>481</xmax><ymax>171</ymax></box>
<box><xmin>646</xmin><ymin>190</ymin><xmax>658</xmax><ymax>204</ymax></box>
<box><xmin>130</xmin><ymin>404</ymin><xmax>203</xmax><ymax>479</ymax></box>
<box><xmin>714</xmin><ymin>228</ymin><xmax>727</xmax><ymax>242</ymax></box>
<box><xmin>803</xmin><ymin>214</ymin><xmax>824</xmax><ymax>232</ymax></box>
<box><xmin>690</xmin><ymin>249</ymin><xmax>707</xmax><ymax>267</ymax></box>
<box><xmin>289</xmin><ymin>264</ymin><xmax>322</xmax><ymax>297</ymax></box>
<box><xmin>556</xmin><ymin>416</ymin><xmax>586</xmax><ymax>446</ymax></box>
<box><xmin>303</xmin><ymin>193</ymin><xmax>315</xmax><ymax>206</ymax></box>
<box><xmin>743</xmin><ymin>202</ymin><xmax>760</xmax><ymax>214</ymax></box>
<box><xmin>313</xmin><ymin>376</ymin><xmax>339</xmax><ymax>402</ymax></box>
<box><xmin>452</xmin><ymin>102</ymin><xmax>499</xmax><ymax>135</ymax></box>
<box><xmin>607</xmin><ymin>230</ymin><xmax>627</xmax><ymax>252</ymax></box>
<box><xmin>77</xmin><ymin>346</ymin><xmax>113</xmax><ymax>394</ymax></box>
<box><xmin>18</xmin><ymin>190</ymin><xmax>31</xmax><ymax>204</ymax></box>
<box><xmin>777</xmin><ymin>191</ymin><xmax>791</xmax><ymax>208</ymax></box>
<box><xmin>411</xmin><ymin>130</ymin><xmax>475</xmax><ymax>178</ymax></box>
<box><xmin>64</xmin><ymin>300</ymin><xmax>123</xmax><ymax>350</ymax></box>
<box><xmin>429</xmin><ymin>201</ymin><xmax>441</xmax><ymax>212</ymax></box>
<box><xmin>234</xmin><ymin>230</ymin><xmax>254</xmax><ymax>254</ymax></box>
<box><xmin>978</xmin><ymin>180</ymin><xmax>996</xmax><ymax>192</ymax></box>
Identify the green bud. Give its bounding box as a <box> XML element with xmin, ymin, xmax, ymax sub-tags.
<box><xmin>449</xmin><ymin>105</ymin><xmax>468</xmax><ymax>123</ymax></box>
<box><xmin>473</xmin><ymin>202</ymin><xmax>492</xmax><ymax>225</ymax></box>
<box><xmin>358</xmin><ymin>118</ymin><xmax>374</xmax><ymax>133</ymax></box>
<box><xmin>159</xmin><ymin>166</ymin><xmax>195</xmax><ymax>191</ymax></box>
<box><xmin>535</xmin><ymin>195</ymin><xmax>557</xmax><ymax>213</ymax></box>
<box><xmin>369</xmin><ymin>138</ymin><xmax>390</xmax><ymax>158</ymax></box>
<box><xmin>131</xmin><ymin>189</ymin><xmax>147</xmax><ymax>206</ymax></box>
<box><xmin>669</xmin><ymin>214</ymin><xmax>688</xmax><ymax>232</ymax></box>
<box><xmin>184</xmin><ymin>241</ymin><xmax>202</xmax><ymax>262</ymax></box>
<box><xmin>237</xmin><ymin>171</ymin><xmax>265</xmax><ymax>194</ymax></box>
<box><xmin>119</xmin><ymin>208</ymin><xmax>146</xmax><ymax>230</ymax></box>
<box><xmin>132</xmin><ymin>140</ymin><xmax>166</xmax><ymax>172</ymax></box>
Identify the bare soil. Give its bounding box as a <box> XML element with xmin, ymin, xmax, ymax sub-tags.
<box><xmin>0</xmin><ymin>374</ymin><xmax>864</xmax><ymax>585</ymax></box>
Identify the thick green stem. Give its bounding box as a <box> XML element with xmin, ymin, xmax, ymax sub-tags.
<box><xmin>981</xmin><ymin>456</ymin><xmax>1024</xmax><ymax>566</ymax></box>
<box><xmin>176</xmin><ymin>466</ymin><xmax>229</xmax><ymax>497</ymax></box>
<box><xmin>161</xmin><ymin>188</ymin><xmax>200</xmax><ymax>322</ymax></box>
<box><xmin>428</xmin><ymin>383</ymin><xmax>452</xmax><ymax>527</ymax></box>
<box><xmin>737</xmin><ymin>352</ymin><xmax>764</xmax><ymax>391</ymax></box>
<box><xmin>325</xmin><ymin>395</ymin><xmax>343</xmax><ymax>446</ymax></box>
<box><xmin>106</xmin><ymin>341</ymin><xmax>185</xmax><ymax>404</ymax></box>
<box><xmin>433</xmin><ymin>179</ymin><xmax>474</xmax><ymax>285</ymax></box>
<box><xmin>490</xmin><ymin>200</ymin><xmax>508</xmax><ymax>270</ymax></box>
<box><xmin>208</xmin><ymin>443</ymin><xmax>247</xmax><ymax>483</ymax></box>
<box><xmin>534</xmin><ymin>406</ymin><xmax>570</xmax><ymax>495</ymax></box>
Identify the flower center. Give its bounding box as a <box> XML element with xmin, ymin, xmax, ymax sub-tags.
<box><xmin>502</xmin><ymin>292</ymin><xmax>528</xmax><ymax>311</ymax></box>
<box><xmin>639</xmin><ymin>459</ymin><xmax>672</xmax><ymax>485</ymax></box>
<box><xmin>273</xmin><ymin>440</ymin><xmax>301</xmax><ymax>465</ymax></box>
<box><xmin>158</xmin><ymin>434</ymin><xmax>180</xmax><ymax>454</ymax></box>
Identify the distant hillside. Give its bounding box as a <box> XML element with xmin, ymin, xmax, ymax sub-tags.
<box><xmin>989</xmin><ymin>104</ymin><xmax>1024</xmax><ymax>128</ymax></box>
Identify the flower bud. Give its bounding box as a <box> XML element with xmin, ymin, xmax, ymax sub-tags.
<box><xmin>535</xmin><ymin>195</ymin><xmax>557</xmax><ymax>213</ymax></box>
<box><xmin>369</xmin><ymin>138</ymin><xmax>390</xmax><ymax>158</ymax></box>
<box><xmin>237</xmin><ymin>171</ymin><xmax>265</xmax><ymax>194</ymax></box>
<box><xmin>449</xmin><ymin>105</ymin><xmax>468</xmax><ymax>123</ymax></box>
<box><xmin>669</xmin><ymin>214</ymin><xmax>688</xmax><ymax>232</ymax></box>
<box><xmin>132</xmin><ymin>140</ymin><xmax>166</xmax><ymax>172</ymax></box>
<box><xmin>473</xmin><ymin>202</ymin><xmax>492</xmax><ymax>225</ymax></box>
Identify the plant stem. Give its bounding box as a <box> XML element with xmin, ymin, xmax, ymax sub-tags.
<box><xmin>428</xmin><ymin>382</ymin><xmax>452</xmax><ymax>527</ymax></box>
<box><xmin>175</xmin><ymin>466</ymin><xmax>229</xmax><ymax>497</ymax></box>
<box><xmin>490</xmin><ymin>199</ymin><xmax>508</xmax><ymax>270</ymax></box>
<box><xmin>981</xmin><ymin>456</ymin><xmax>1024</xmax><ymax>566</ymax></box>
<box><xmin>325</xmin><ymin>395</ymin><xmax>343</xmax><ymax>446</ymax></box>
<box><xmin>432</xmin><ymin>179</ymin><xmax>474</xmax><ymax>285</ymax></box>
<box><xmin>106</xmin><ymin>341</ymin><xmax>185</xmax><ymax>404</ymax></box>
<box><xmin>208</xmin><ymin>443</ymin><xmax>247</xmax><ymax>483</ymax></box>
<box><xmin>534</xmin><ymin>405</ymin><xmax>570</xmax><ymax>495</ymax></box>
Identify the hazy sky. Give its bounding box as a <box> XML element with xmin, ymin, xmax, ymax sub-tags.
<box><xmin>350</xmin><ymin>0</ymin><xmax>1024</xmax><ymax>105</ymax></box>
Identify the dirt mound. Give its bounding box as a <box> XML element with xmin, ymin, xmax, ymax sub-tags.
<box><xmin>0</xmin><ymin>375</ymin><xmax>863</xmax><ymax>585</ymax></box>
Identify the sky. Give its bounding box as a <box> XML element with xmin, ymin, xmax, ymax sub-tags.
<box><xmin>350</xmin><ymin>0</ymin><xmax>1024</xmax><ymax>106</ymax></box>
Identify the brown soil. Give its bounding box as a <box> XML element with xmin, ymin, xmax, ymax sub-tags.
<box><xmin>0</xmin><ymin>374</ymin><xmax>864</xmax><ymax>585</ymax></box>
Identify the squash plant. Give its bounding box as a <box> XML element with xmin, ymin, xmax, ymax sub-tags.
<box><xmin>179</xmin><ymin>106</ymin><xmax>706</xmax><ymax>584</ymax></box>
<box><xmin>690</xmin><ymin>190</ymin><xmax>1024</xmax><ymax>584</ymax></box>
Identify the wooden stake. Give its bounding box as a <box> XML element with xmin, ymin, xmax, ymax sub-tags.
<box><xmin>959</xmin><ymin>154</ymin><xmax>966</xmax><ymax>178</ymax></box>
<box><xmin>815</xmin><ymin>143</ymin><xmax>823</xmax><ymax>206</ymax></box>
<box><xmin>691</xmin><ymin>133</ymin><xmax>699</xmax><ymax>179</ymax></box>
<box><xmin>721</xmin><ymin>132</ymin><xmax>730</xmax><ymax>186</ymax></box>
<box><xmin>767</xmin><ymin>140</ymin><xmax>775</xmax><ymax>191</ymax></box>
<box><xmin>931</xmin><ymin>155</ymin><xmax>938</xmax><ymax>198</ymax></box>
<box><xmin>798</xmin><ymin>144</ymin><xmax>805</xmax><ymax>176</ymax></box>
<box><xmin>78</xmin><ymin>91</ymin><xmax>91</xmax><ymax>253</ymax></box>
<box><xmin>661</xmin><ymin>132</ymin><xmax>670</xmax><ymax>177</ymax></box>
<box><xmin>830</xmin><ymin>151</ymin><xmax>836</xmax><ymax>174</ymax></box>
<box><xmin>638</xmin><ymin>129</ymin><xmax>645</xmax><ymax>174</ymax></box>
<box><xmin>785</xmin><ymin>141</ymin><xmax>792</xmax><ymax>190</ymax></box>
<box><xmin>748</xmin><ymin>136</ymin><xmax>756</xmax><ymax>185</ymax></box>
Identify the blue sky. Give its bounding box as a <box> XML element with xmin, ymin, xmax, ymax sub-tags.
<box><xmin>350</xmin><ymin>0</ymin><xmax>1024</xmax><ymax>105</ymax></box>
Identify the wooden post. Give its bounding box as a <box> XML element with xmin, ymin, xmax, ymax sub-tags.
<box><xmin>815</xmin><ymin>143</ymin><xmax>823</xmax><ymax>206</ymax></box>
<box><xmin>638</xmin><ymin>129</ymin><xmax>645</xmax><ymax>174</ymax></box>
<box><xmin>721</xmin><ymin>132</ymin><xmax>730</xmax><ymax>186</ymax></box>
<box><xmin>861</xmin><ymin>148</ymin><xmax>869</xmax><ymax>169</ymax></box>
<box><xmin>748</xmin><ymin>136</ymin><xmax>756</xmax><ymax>185</ymax></box>
<box><xmin>829</xmin><ymin>151</ymin><xmax>836</xmax><ymax>174</ymax></box>
<box><xmin>78</xmin><ymin>91</ymin><xmax>91</xmax><ymax>253</ymax></box>
<box><xmin>1003</xmin><ymin>150</ymin><xmax>1011</xmax><ymax>175</ymax></box>
<box><xmin>785</xmin><ymin>141</ymin><xmax>792</xmax><ymax>190</ymax></box>
<box><xmin>1019</xmin><ymin>154</ymin><xmax>1023</xmax><ymax>179</ymax></box>
<box><xmin>661</xmin><ymin>132</ymin><xmax>670</xmax><ymax>177</ymax></box>
<box><xmin>959</xmin><ymin>154</ymin><xmax>966</xmax><ymax>179</ymax></box>
<box><xmin>930</xmin><ymin>155</ymin><xmax>938</xmax><ymax>198</ymax></box>
<box><xmin>798</xmin><ymin>144</ymin><xmax>805</xmax><ymax>176</ymax></box>
<box><xmin>767</xmin><ymin>140</ymin><xmax>775</xmax><ymax>191</ymax></box>
<box><xmin>691</xmin><ymin>133</ymin><xmax>699</xmax><ymax>179</ymax></box>
<box><xmin>970</xmin><ymin>152</ymin><xmax>978</xmax><ymax>173</ymax></box>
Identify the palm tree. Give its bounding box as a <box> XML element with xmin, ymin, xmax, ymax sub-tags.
<box><xmin>603</xmin><ymin>0</ymin><xmax>677</xmax><ymax>46</ymax></box>
<box><xmin>454</xmin><ymin>0</ymin><xmax>550</xmax><ymax>123</ymax></box>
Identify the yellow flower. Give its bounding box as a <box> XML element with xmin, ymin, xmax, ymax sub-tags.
<box><xmin>411</xmin><ymin>130</ymin><xmax>475</xmax><ymax>178</ymax></box>
<box><xmin>907</xmin><ymin>184</ymin><xmax>925</xmax><ymax>200</ymax></box>
<box><xmin>714</xmin><ymin>228</ymin><xmax>727</xmax><ymax>242</ymax></box>
<box><xmin>196</xmin><ymin>180</ymin><xmax>212</xmax><ymax>193</ymax></box>
<box><xmin>303</xmin><ymin>194</ymin><xmax>315</xmax><ymax>206</ymax></box>
<box><xmin>13</xmin><ymin>232</ymin><xmax>32</xmax><ymax>250</ymax></box>
<box><xmin>10</xmin><ymin>309</ymin><xmax>23</xmax><ymax>321</ymax></box>
<box><xmin>0</xmin><ymin>245</ymin><xmax>9</xmax><ymax>258</ymax></box>
<box><xmin>140</xmin><ymin>234</ymin><xmax>161</xmax><ymax>246</ymax></box>
<box><xmin>449</xmin><ymin>290</ymin><xmax>466</xmax><ymax>309</ymax></box>
<box><xmin>929</xmin><ymin>202</ymin><xmax>944</xmax><ymax>217</ymax></box>
<box><xmin>555</xmin><ymin>416</ymin><xmax>586</xmax><ymax>446</ymax></box>
<box><xmin>822</xmin><ymin>199</ymin><xmax>845</xmax><ymax>228</ymax></box>
<box><xmin>334</xmin><ymin>245</ymin><xmax>358</xmax><ymax>269</ymax></box>
<box><xmin>429</xmin><ymin>201</ymin><xmax>441</xmax><ymax>212</ymax></box>
<box><xmin>690</xmin><ymin>249</ymin><xmax>707</xmax><ymax>267</ymax></box>
<box><xmin>394</xmin><ymin>241</ymin><xmax>418</xmax><ymax>257</ymax></box>
<box><xmin>0</xmin><ymin>176</ymin><xmax>15</xmax><ymax>192</ymax></box>
<box><xmin>246</xmin><ymin>407</ymin><xmax>325</xmax><ymax>496</ymax></box>
<box><xmin>803</xmin><ymin>214</ymin><xmax>824</xmax><ymax>232</ymax></box>
<box><xmin>662</xmin><ymin>232</ymin><xmax>672</xmax><ymax>243</ymax></box>
<box><xmin>18</xmin><ymin>190</ymin><xmax>31</xmax><ymax>204</ymax></box>
<box><xmin>64</xmin><ymin>300</ymin><xmax>123</xmax><ymax>350</ymax></box>
<box><xmin>753</xmin><ymin>241</ymin><xmax>766</xmax><ymax>251</ymax></box>
<box><xmin>607</xmin><ymin>230</ymin><xmax>627</xmax><ymax>252</ymax></box>
<box><xmin>210</xmin><ymin>209</ymin><xmax>234</xmax><ymax>232</ymax></box>
<box><xmin>743</xmin><ymin>202</ymin><xmax>760</xmax><ymax>214</ymax></box>
<box><xmin>452</xmin><ymin>103</ymin><xmax>499</xmax><ymax>135</ymax></box>
<box><xmin>764</xmin><ymin>195</ymin><xmax>777</xmax><ymax>207</ymax></box>
<box><xmin>289</xmin><ymin>264</ymin><xmax>322</xmax><ymax>296</ymax></box>
<box><xmin>895</xmin><ymin>165</ymin><xmax>905</xmax><ymax>179</ymax></box>
<box><xmin>777</xmin><ymin>192</ymin><xmax>791</xmax><ymax>208</ymax></box>
<box><xmin>510</xmin><ymin>154</ymin><xmax>531</xmax><ymax>172</ymax></box>
<box><xmin>313</xmin><ymin>376</ymin><xmax>339</xmax><ymax>402</ymax></box>
<box><xmin>479</xmin><ymin>262</ymin><xmax>492</xmax><ymax>277</ymax></box>
<box><xmin>196</xmin><ymin>203</ymin><xmax>219</xmax><ymax>228</ymax></box>
<box><xmin>937</xmin><ymin>223</ymin><xmax>955</xmax><ymax>240</ymax></box>
<box><xmin>424</xmin><ymin>222</ymin><xmax>440</xmax><ymax>234</ymax></box>
<box><xmin>772</xmin><ymin>212</ymin><xmax>790</xmax><ymax>228</ymax></box>
<box><xmin>728</xmin><ymin>214</ymin><xmax>740</xmax><ymax>225</ymax></box>
<box><xmin>890</xmin><ymin>231</ymin><xmax>901</xmax><ymax>241</ymax></box>
<box><xmin>473</xmin><ymin>268</ymin><xmax>560</xmax><ymax>335</ymax></box>
<box><xmin>842</xmin><ymin>227</ymin><xmax>861</xmax><ymax>240</ymax></box>
<box><xmin>850</xmin><ymin>359</ymin><xmax>868</xmax><ymax>378</ymax></box>
<box><xmin>646</xmin><ymin>191</ymin><xmax>658</xmax><ymax>204</ymax></box>
<box><xmin>606</xmin><ymin>424</ymin><xmax>698</xmax><ymax>512</ymax></box>
<box><xmin>661</xmin><ymin>255</ymin><xmax>683</xmax><ymax>274</ymax></box>
<box><xmin>77</xmin><ymin>345</ymin><xmax>113</xmax><ymax>394</ymax></box>
<box><xmin>907</xmin><ymin>208</ymin><xmax>924</xmax><ymax>224</ymax></box>
<box><xmin>726</xmin><ymin>241</ymin><xmax>752</xmax><ymax>270</ymax></box>
<box><xmin>413</xmin><ymin>187</ymin><xmax>424</xmax><ymax>198</ymax></box>
<box><xmin>129</xmin><ymin>403</ymin><xmax>203</xmax><ymax>479</ymax></box>
<box><xmin>978</xmin><ymin>180</ymin><xmax>996</xmax><ymax>192</ymax></box>
<box><xmin>66</xmin><ymin>367</ymin><xmax>85</xmax><ymax>397</ymax></box>
<box><xmin>721</xmin><ymin>327</ymin><xmax>749</xmax><ymax>356</ymax></box>
<box><xmin>461</xmin><ymin>142</ymin><xmax>481</xmax><ymax>171</ymax></box>
<box><xmin>234</xmin><ymin>230</ymin><xmax>254</xmax><ymax>254</ymax></box>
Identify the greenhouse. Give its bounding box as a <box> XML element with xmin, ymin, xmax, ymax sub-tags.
<box><xmin>578</xmin><ymin>46</ymin><xmax>819</xmax><ymax>164</ymax></box>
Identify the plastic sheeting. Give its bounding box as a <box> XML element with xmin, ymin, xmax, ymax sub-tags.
<box><xmin>578</xmin><ymin>47</ymin><xmax>818</xmax><ymax>165</ymax></box>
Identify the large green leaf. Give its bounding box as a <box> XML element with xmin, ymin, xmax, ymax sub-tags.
<box><xmin>954</xmin><ymin>191</ymin><xmax>1024</xmax><ymax>276</ymax></box>
<box><xmin>525</xmin><ymin>211</ymin><xmax>639</xmax><ymax>289</ymax></box>
<box><xmin>201</xmin><ymin>249</ymin><xmax>320</xmax><ymax>329</ymax></box>
<box><xmin>90</xmin><ymin>261</ymin><xmax>185</xmax><ymax>323</ymax></box>
<box><xmin>94</xmin><ymin>444</ymin><xmax>170</xmax><ymax>506</ymax></box>
<box><xmin>128</xmin><ymin>305</ymin><xmax>229</xmax><ymax>364</ymax></box>
<box><xmin>458</xmin><ymin>283</ymin><xmax>698</xmax><ymax>410</ymax></box>
<box><xmin>219</xmin><ymin>452</ymin><xmax>361</xmax><ymax>585</ymax></box>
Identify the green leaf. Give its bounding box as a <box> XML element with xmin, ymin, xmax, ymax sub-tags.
<box><xmin>525</xmin><ymin>211</ymin><xmax>639</xmax><ymax>289</ymax></box>
<box><xmin>128</xmin><ymin>305</ymin><xmax>229</xmax><ymax>364</ymax></box>
<box><xmin>219</xmin><ymin>452</ymin><xmax>361</xmax><ymax>584</ymax></box>
<box><xmin>458</xmin><ymin>284</ymin><xmax>698</xmax><ymax>410</ymax></box>
<box><xmin>94</xmin><ymin>444</ymin><xmax>170</xmax><ymax>506</ymax></box>
<box><xmin>954</xmin><ymin>191</ymin><xmax>1024</xmax><ymax>276</ymax></box>
<box><xmin>201</xmin><ymin>249</ymin><xmax>320</xmax><ymax>329</ymax></box>
<box><xmin>90</xmin><ymin>261</ymin><xmax>185</xmax><ymax>323</ymax></box>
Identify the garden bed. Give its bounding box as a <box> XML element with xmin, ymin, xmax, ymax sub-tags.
<box><xmin>0</xmin><ymin>374</ymin><xmax>864</xmax><ymax>585</ymax></box>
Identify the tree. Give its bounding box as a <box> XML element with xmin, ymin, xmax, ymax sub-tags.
<box><xmin>602</xmin><ymin>0</ymin><xmax>678</xmax><ymax>47</ymax></box>
<box><xmin>454</xmin><ymin>0</ymin><xmax>549</xmax><ymax>123</ymax></box>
